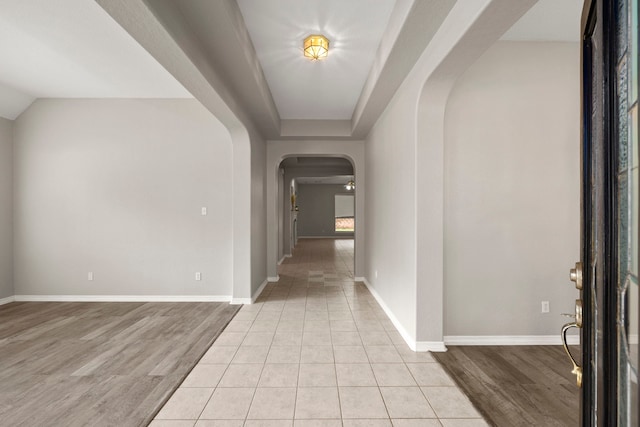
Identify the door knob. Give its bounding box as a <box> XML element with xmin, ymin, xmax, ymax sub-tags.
<box><xmin>560</xmin><ymin>299</ymin><xmax>583</xmax><ymax>388</ymax></box>
<box><xmin>561</xmin><ymin>321</ymin><xmax>583</xmax><ymax>387</ymax></box>
<box><xmin>569</xmin><ymin>262</ymin><xmax>583</xmax><ymax>290</ymax></box>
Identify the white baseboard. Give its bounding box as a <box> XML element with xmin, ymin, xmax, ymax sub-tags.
<box><xmin>297</xmin><ymin>236</ymin><xmax>353</xmax><ymax>239</ymax></box>
<box><xmin>362</xmin><ymin>278</ymin><xmax>445</xmax><ymax>352</ymax></box>
<box><xmin>253</xmin><ymin>278</ymin><xmax>269</xmax><ymax>303</ymax></box>
<box><xmin>14</xmin><ymin>295</ymin><xmax>232</xmax><ymax>303</ymax></box>
<box><xmin>267</xmin><ymin>276</ymin><xmax>280</xmax><ymax>282</ymax></box>
<box><xmin>416</xmin><ymin>341</ymin><xmax>448</xmax><ymax>352</ymax></box>
<box><xmin>0</xmin><ymin>295</ymin><xmax>15</xmax><ymax>306</ymax></box>
<box><xmin>361</xmin><ymin>279</ymin><xmax>579</xmax><ymax>350</ymax></box>
<box><xmin>444</xmin><ymin>335</ymin><xmax>580</xmax><ymax>346</ymax></box>
<box><xmin>231</xmin><ymin>278</ymin><xmax>269</xmax><ymax>305</ymax></box>
<box><xmin>285</xmin><ymin>254</ymin><xmax>292</xmax><ymax>258</ymax></box>
<box><xmin>231</xmin><ymin>278</ymin><xmax>270</xmax><ymax>305</ymax></box>
<box><xmin>277</xmin><ymin>256</ymin><xmax>286</xmax><ymax>265</ymax></box>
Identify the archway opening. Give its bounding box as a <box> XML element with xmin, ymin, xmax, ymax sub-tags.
<box><xmin>277</xmin><ymin>156</ymin><xmax>356</xmax><ymax>276</ymax></box>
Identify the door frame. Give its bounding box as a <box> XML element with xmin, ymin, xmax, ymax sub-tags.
<box><xmin>580</xmin><ymin>0</ymin><xmax>639</xmax><ymax>424</ymax></box>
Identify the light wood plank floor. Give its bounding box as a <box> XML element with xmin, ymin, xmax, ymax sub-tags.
<box><xmin>434</xmin><ymin>345</ymin><xmax>580</xmax><ymax>426</ymax></box>
<box><xmin>0</xmin><ymin>301</ymin><xmax>239</xmax><ymax>426</ymax></box>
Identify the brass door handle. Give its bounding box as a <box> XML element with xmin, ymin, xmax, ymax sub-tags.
<box><xmin>561</xmin><ymin>321</ymin><xmax>582</xmax><ymax>388</ymax></box>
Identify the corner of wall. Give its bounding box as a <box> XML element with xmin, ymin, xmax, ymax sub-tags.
<box><xmin>0</xmin><ymin>116</ymin><xmax>14</xmax><ymax>301</ymax></box>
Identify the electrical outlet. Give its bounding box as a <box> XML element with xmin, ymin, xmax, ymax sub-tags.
<box><xmin>374</xmin><ymin>270</ymin><xmax>378</xmax><ymax>279</ymax></box>
<box><xmin>88</xmin><ymin>272</ymin><xmax>94</xmax><ymax>281</ymax></box>
<box><xmin>201</xmin><ymin>207</ymin><xmax>207</xmax><ymax>216</ymax></box>
<box><xmin>195</xmin><ymin>272</ymin><xmax>202</xmax><ymax>281</ymax></box>
<box><xmin>541</xmin><ymin>301</ymin><xmax>550</xmax><ymax>313</ymax></box>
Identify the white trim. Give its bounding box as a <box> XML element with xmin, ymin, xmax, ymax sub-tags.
<box><xmin>252</xmin><ymin>278</ymin><xmax>269</xmax><ymax>303</ymax></box>
<box><xmin>0</xmin><ymin>295</ymin><xmax>15</xmax><ymax>306</ymax></box>
<box><xmin>267</xmin><ymin>276</ymin><xmax>280</xmax><ymax>282</ymax></box>
<box><xmin>277</xmin><ymin>256</ymin><xmax>286</xmax><ymax>265</ymax></box>
<box><xmin>284</xmin><ymin>254</ymin><xmax>292</xmax><ymax>258</ymax></box>
<box><xmin>231</xmin><ymin>278</ymin><xmax>271</xmax><ymax>305</ymax></box>
<box><xmin>13</xmin><ymin>295</ymin><xmax>232</xmax><ymax>303</ymax></box>
<box><xmin>361</xmin><ymin>278</ymin><xmax>443</xmax><ymax>352</ymax></box>
<box><xmin>297</xmin><ymin>236</ymin><xmax>352</xmax><ymax>239</ymax></box>
<box><xmin>444</xmin><ymin>335</ymin><xmax>580</xmax><ymax>346</ymax></box>
<box><xmin>416</xmin><ymin>341</ymin><xmax>448</xmax><ymax>352</ymax></box>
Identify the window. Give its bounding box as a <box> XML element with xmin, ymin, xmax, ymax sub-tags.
<box><xmin>335</xmin><ymin>194</ymin><xmax>354</xmax><ymax>232</ymax></box>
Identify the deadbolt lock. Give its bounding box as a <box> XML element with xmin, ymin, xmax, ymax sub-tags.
<box><xmin>569</xmin><ymin>262</ymin><xmax>583</xmax><ymax>290</ymax></box>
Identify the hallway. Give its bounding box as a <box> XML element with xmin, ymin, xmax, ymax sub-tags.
<box><xmin>152</xmin><ymin>239</ymin><xmax>487</xmax><ymax>426</ymax></box>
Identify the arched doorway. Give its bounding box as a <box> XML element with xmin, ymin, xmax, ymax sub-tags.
<box><xmin>265</xmin><ymin>140</ymin><xmax>365</xmax><ymax>282</ymax></box>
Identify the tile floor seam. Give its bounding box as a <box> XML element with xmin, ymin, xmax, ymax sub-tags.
<box><xmin>244</xmin><ymin>299</ymin><xmax>283</xmax><ymax>423</ymax></box>
<box><xmin>193</xmin><ymin>388</ymin><xmax>215</xmax><ymax>422</ymax></box>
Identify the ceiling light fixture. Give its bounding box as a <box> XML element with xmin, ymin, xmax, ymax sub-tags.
<box><xmin>344</xmin><ymin>180</ymin><xmax>355</xmax><ymax>191</ymax></box>
<box><xmin>303</xmin><ymin>34</ymin><xmax>329</xmax><ymax>60</ymax></box>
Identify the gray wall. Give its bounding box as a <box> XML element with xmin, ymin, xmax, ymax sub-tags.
<box><xmin>443</xmin><ymin>41</ymin><xmax>580</xmax><ymax>336</ymax></box>
<box><xmin>0</xmin><ymin>117</ymin><xmax>13</xmax><ymax>300</ymax></box>
<box><xmin>13</xmin><ymin>99</ymin><xmax>234</xmax><ymax>297</ymax></box>
<box><xmin>249</xmin><ymin>126</ymin><xmax>267</xmax><ymax>293</ymax></box>
<box><xmin>365</xmin><ymin>81</ymin><xmax>419</xmax><ymax>339</ymax></box>
<box><xmin>297</xmin><ymin>184</ymin><xmax>355</xmax><ymax>237</ymax></box>
<box><xmin>282</xmin><ymin>165</ymin><xmax>354</xmax><ymax>256</ymax></box>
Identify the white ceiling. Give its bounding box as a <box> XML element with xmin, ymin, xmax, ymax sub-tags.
<box><xmin>501</xmin><ymin>0</ymin><xmax>583</xmax><ymax>42</ymax></box>
<box><xmin>0</xmin><ymin>0</ymin><xmax>191</xmax><ymax>120</ymax></box>
<box><xmin>0</xmin><ymin>0</ymin><xmax>584</xmax><ymax>127</ymax></box>
<box><xmin>236</xmin><ymin>0</ymin><xmax>396</xmax><ymax>120</ymax></box>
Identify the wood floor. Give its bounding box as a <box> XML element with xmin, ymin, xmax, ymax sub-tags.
<box><xmin>0</xmin><ymin>301</ymin><xmax>239</xmax><ymax>427</ymax></box>
<box><xmin>433</xmin><ymin>346</ymin><xmax>580</xmax><ymax>426</ymax></box>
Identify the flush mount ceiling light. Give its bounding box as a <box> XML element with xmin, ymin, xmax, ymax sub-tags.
<box><xmin>344</xmin><ymin>180</ymin><xmax>355</xmax><ymax>191</ymax></box>
<box><xmin>303</xmin><ymin>34</ymin><xmax>329</xmax><ymax>60</ymax></box>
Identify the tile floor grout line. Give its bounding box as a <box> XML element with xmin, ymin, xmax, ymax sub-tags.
<box><xmin>240</xmin><ymin>299</ymin><xmax>270</xmax><ymax>424</ymax></box>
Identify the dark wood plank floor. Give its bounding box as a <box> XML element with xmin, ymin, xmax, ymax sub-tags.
<box><xmin>434</xmin><ymin>346</ymin><xmax>579</xmax><ymax>427</ymax></box>
<box><xmin>0</xmin><ymin>301</ymin><xmax>239</xmax><ymax>427</ymax></box>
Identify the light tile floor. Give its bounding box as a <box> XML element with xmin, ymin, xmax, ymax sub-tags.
<box><xmin>151</xmin><ymin>239</ymin><xmax>488</xmax><ymax>427</ymax></box>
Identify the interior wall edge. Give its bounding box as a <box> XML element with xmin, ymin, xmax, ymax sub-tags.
<box><xmin>0</xmin><ymin>116</ymin><xmax>13</xmax><ymax>300</ymax></box>
<box><xmin>0</xmin><ymin>296</ymin><xmax>15</xmax><ymax>306</ymax></box>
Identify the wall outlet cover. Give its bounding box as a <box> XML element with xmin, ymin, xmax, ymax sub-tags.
<box><xmin>541</xmin><ymin>301</ymin><xmax>550</xmax><ymax>313</ymax></box>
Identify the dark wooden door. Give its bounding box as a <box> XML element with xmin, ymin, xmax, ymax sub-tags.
<box><xmin>576</xmin><ymin>0</ymin><xmax>639</xmax><ymax>425</ymax></box>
